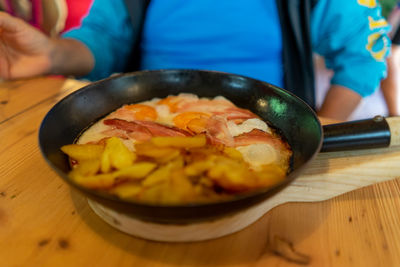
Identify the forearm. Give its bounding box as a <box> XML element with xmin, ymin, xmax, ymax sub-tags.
<box><xmin>317</xmin><ymin>85</ymin><xmax>362</xmax><ymax>121</ymax></box>
<box><xmin>381</xmin><ymin>72</ymin><xmax>399</xmax><ymax>116</ymax></box>
<box><xmin>47</xmin><ymin>38</ymin><xmax>94</xmax><ymax>77</ymax></box>
<box><xmin>380</xmin><ymin>47</ymin><xmax>400</xmax><ymax>116</ymax></box>
<box><xmin>58</xmin><ymin>0</ymin><xmax>134</xmax><ymax>81</ymax></box>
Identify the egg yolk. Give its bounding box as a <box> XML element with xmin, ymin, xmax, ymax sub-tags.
<box><xmin>173</xmin><ymin>112</ymin><xmax>210</xmax><ymax>131</ymax></box>
<box><xmin>125</xmin><ymin>104</ymin><xmax>157</xmax><ymax>121</ymax></box>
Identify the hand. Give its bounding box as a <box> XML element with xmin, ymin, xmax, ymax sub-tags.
<box><xmin>0</xmin><ymin>12</ymin><xmax>52</xmax><ymax>79</ymax></box>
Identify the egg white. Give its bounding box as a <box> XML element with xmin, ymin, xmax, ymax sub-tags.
<box><xmin>227</xmin><ymin>118</ymin><xmax>271</xmax><ymax>137</ymax></box>
<box><xmin>236</xmin><ymin>143</ymin><xmax>277</xmax><ymax>170</ymax></box>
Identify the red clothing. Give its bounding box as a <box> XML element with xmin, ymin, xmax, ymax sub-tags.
<box><xmin>62</xmin><ymin>0</ymin><xmax>93</xmax><ymax>32</ymax></box>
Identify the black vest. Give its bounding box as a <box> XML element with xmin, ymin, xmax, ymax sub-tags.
<box><xmin>123</xmin><ymin>0</ymin><xmax>318</xmax><ymax>109</ymax></box>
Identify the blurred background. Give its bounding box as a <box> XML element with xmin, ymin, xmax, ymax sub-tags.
<box><xmin>0</xmin><ymin>0</ymin><xmax>399</xmax><ymax>120</ymax></box>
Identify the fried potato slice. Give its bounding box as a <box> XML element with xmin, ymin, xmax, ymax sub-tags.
<box><xmin>255</xmin><ymin>164</ymin><xmax>286</xmax><ymax>187</ymax></box>
<box><xmin>72</xmin><ymin>172</ymin><xmax>117</xmax><ymax>188</ymax></box>
<box><xmin>137</xmin><ymin>183</ymin><xmax>165</xmax><ymax>203</ymax></box>
<box><xmin>206</xmin><ymin>155</ymin><xmax>286</xmax><ymax>192</ymax></box>
<box><xmin>135</xmin><ymin>142</ymin><xmax>180</xmax><ymax>160</ymax></box>
<box><xmin>150</xmin><ymin>134</ymin><xmax>206</xmax><ymax>148</ymax></box>
<box><xmin>207</xmin><ymin>156</ymin><xmax>260</xmax><ymax>192</ymax></box>
<box><xmin>61</xmin><ymin>144</ymin><xmax>104</xmax><ymax>161</ymax></box>
<box><xmin>72</xmin><ymin>159</ymin><xmax>101</xmax><ymax>176</ymax></box>
<box><xmin>111</xmin><ymin>182</ymin><xmax>142</xmax><ymax>198</ymax></box>
<box><xmin>101</xmin><ymin>137</ymin><xmax>136</xmax><ymax>172</ymax></box>
<box><xmin>223</xmin><ymin>147</ymin><xmax>243</xmax><ymax>160</ymax></box>
<box><xmin>114</xmin><ymin>162</ymin><xmax>157</xmax><ymax>179</ymax></box>
<box><xmin>184</xmin><ymin>160</ymin><xmax>215</xmax><ymax>176</ymax></box>
<box><xmin>142</xmin><ymin>158</ymin><xmax>184</xmax><ymax>187</ymax></box>
<box><xmin>100</xmin><ymin>148</ymin><xmax>111</xmax><ymax>173</ymax></box>
<box><xmin>141</xmin><ymin>165</ymin><xmax>170</xmax><ymax>188</ymax></box>
<box><xmin>72</xmin><ymin>162</ymin><xmax>156</xmax><ymax>189</ymax></box>
<box><xmin>139</xmin><ymin>170</ymin><xmax>197</xmax><ymax>204</ymax></box>
<box><xmin>160</xmin><ymin>172</ymin><xmax>197</xmax><ymax>204</ymax></box>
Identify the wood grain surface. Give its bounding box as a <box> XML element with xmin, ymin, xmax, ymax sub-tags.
<box><xmin>1</xmin><ymin>77</ymin><xmax>400</xmax><ymax>267</ymax></box>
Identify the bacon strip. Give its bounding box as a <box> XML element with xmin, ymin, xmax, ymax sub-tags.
<box><xmin>104</xmin><ymin>118</ymin><xmax>149</xmax><ymax>132</ymax></box>
<box><xmin>214</xmin><ymin>107</ymin><xmax>259</xmax><ymax>120</ymax></box>
<box><xmin>103</xmin><ymin>119</ymin><xmax>192</xmax><ymax>139</ymax></box>
<box><xmin>135</xmin><ymin>120</ymin><xmax>193</xmax><ymax>137</ymax></box>
<box><xmin>205</xmin><ymin>115</ymin><xmax>235</xmax><ymax>147</ymax></box>
<box><xmin>177</xmin><ymin>99</ymin><xmax>234</xmax><ymax>113</ymax></box>
<box><xmin>234</xmin><ymin>129</ymin><xmax>287</xmax><ymax>149</ymax></box>
<box><xmin>101</xmin><ymin>128</ymin><xmax>130</xmax><ymax>140</ymax></box>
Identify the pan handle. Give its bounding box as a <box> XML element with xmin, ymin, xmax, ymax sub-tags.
<box><xmin>321</xmin><ymin>116</ymin><xmax>400</xmax><ymax>152</ymax></box>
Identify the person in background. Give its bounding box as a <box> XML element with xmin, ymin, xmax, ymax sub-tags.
<box><xmin>0</xmin><ymin>0</ymin><xmax>391</xmax><ymax>121</ymax></box>
<box><xmin>316</xmin><ymin>0</ymin><xmax>396</xmax><ymax>120</ymax></box>
<box><xmin>380</xmin><ymin>1</ymin><xmax>400</xmax><ymax>116</ymax></box>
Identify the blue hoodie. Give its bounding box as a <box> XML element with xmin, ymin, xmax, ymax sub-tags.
<box><xmin>63</xmin><ymin>0</ymin><xmax>390</xmax><ymax>98</ymax></box>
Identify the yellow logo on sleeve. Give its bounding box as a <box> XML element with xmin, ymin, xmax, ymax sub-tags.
<box><xmin>368</xmin><ymin>16</ymin><xmax>388</xmax><ymax>30</ymax></box>
<box><xmin>366</xmin><ymin>33</ymin><xmax>389</xmax><ymax>61</ymax></box>
<box><xmin>357</xmin><ymin>0</ymin><xmax>377</xmax><ymax>8</ymax></box>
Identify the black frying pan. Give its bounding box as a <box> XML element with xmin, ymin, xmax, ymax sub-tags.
<box><xmin>38</xmin><ymin>70</ymin><xmax>399</xmax><ymax>224</ymax></box>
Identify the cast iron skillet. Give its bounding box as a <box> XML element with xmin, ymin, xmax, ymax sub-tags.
<box><xmin>38</xmin><ymin>69</ymin><xmax>394</xmax><ymax>224</ymax></box>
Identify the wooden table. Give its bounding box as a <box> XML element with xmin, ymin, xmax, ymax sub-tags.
<box><xmin>1</xmin><ymin>76</ymin><xmax>400</xmax><ymax>267</ymax></box>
